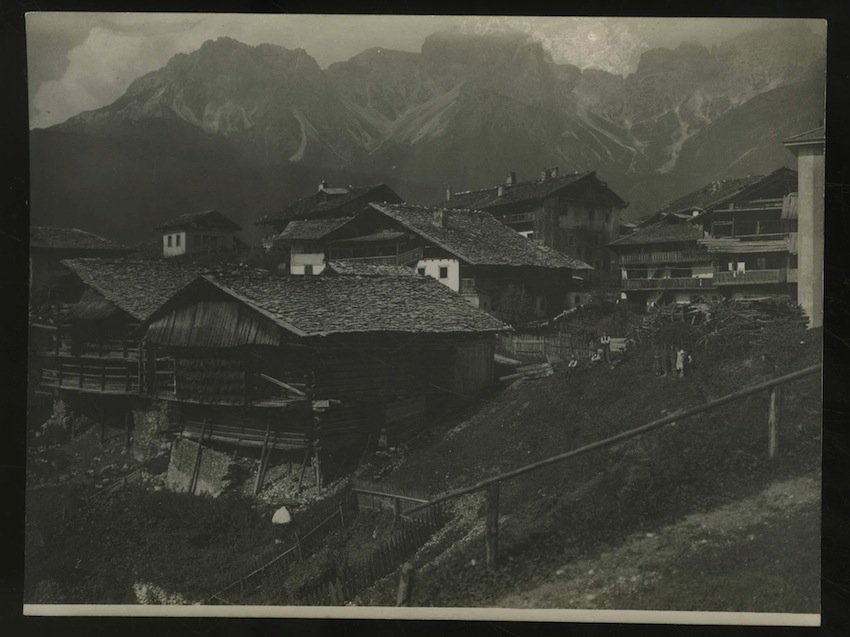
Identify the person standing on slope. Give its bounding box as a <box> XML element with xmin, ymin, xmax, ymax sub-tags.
<box><xmin>600</xmin><ymin>332</ymin><xmax>612</xmax><ymax>364</ymax></box>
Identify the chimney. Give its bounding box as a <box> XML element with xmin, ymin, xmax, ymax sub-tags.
<box><xmin>551</xmin><ymin>166</ymin><xmax>559</xmax><ymax>179</ymax></box>
<box><xmin>497</xmin><ymin>185</ymin><xmax>505</xmax><ymax>197</ymax></box>
<box><xmin>434</xmin><ymin>209</ymin><xmax>447</xmax><ymax>226</ymax></box>
<box><xmin>318</xmin><ymin>180</ymin><xmax>328</xmax><ymax>192</ymax></box>
<box><xmin>506</xmin><ymin>171</ymin><xmax>517</xmax><ymax>186</ymax></box>
<box><xmin>446</xmin><ymin>186</ymin><xmax>453</xmax><ymax>201</ymax></box>
<box><xmin>540</xmin><ymin>170</ymin><xmax>548</xmax><ymax>182</ymax></box>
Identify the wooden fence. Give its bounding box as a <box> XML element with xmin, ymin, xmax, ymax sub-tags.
<box><xmin>294</xmin><ymin>508</ymin><xmax>443</xmax><ymax>605</ymax></box>
<box><xmin>500</xmin><ymin>332</ymin><xmax>626</xmax><ymax>360</ymax></box>
<box><xmin>291</xmin><ymin>489</ymin><xmax>444</xmax><ymax>606</ymax></box>
<box><xmin>406</xmin><ymin>363</ymin><xmax>823</xmax><ymax>569</ymax></box>
<box><xmin>208</xmin><ymin>488</ymin><xmax>358</xmax><ymax>605</ymax></box>
<box><xmin>207</xmin><ymin>485</ymin><xmax>445</xmax><ymax>606</ymax></box>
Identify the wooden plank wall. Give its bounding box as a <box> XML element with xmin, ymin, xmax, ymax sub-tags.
<box><xmin>146</xmin><ymin>301</ymin><xmax>281</xmax><ymax>348</ymax></box>
<box><xmin>450</xmin><ymin>339</ymin><xmax>495</xmax><ymax>396</ymax></box>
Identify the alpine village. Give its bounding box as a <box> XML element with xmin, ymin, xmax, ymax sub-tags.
<box><xmin>26</xmin><ymin>33</ymin><xmax>824</xmax><ymax>612</ymax></box>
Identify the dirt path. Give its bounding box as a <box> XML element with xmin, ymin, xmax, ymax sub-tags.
<box><xmin>498</xmin><ymin>475</ymin><xmax>820</xmax><ymax>613</ymax></box>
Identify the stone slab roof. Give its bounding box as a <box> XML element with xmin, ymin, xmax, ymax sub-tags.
<box><xmin>277</xmin><ymin>217</ymin><xmax>353</xmax><ymax>241</ymax></box>
<box><xmin>60</xmin><ymin>258</ymin><xmax>209</xmax><ymax>321</ymax></box>
<box><xmin>371</xmin><ymin>203</ymin><xmax>591</xmax><ymax>269</ymax></box>
<box><xmin>156</xmin><ymin>209</ymin><xmax>242</xmax><ymax>232</ymax></box>
<box><xmin>609</xmin><ymin>220</ymin><xmax>704</xmax><ymax>247</ymax></box>
<box><xmin>31</xmin><ymin>226</ymin><xmax>130</xmax><ymax>253</ymax></box>
<box><xmin>440</xmin><ymin>171</ymin><xmax>627</xmax><ymax>211</ymax></box>
<box><xmin>190</xmin><ymin>269</ymin><xmax>510</xmax><ymax>336</ymax></box>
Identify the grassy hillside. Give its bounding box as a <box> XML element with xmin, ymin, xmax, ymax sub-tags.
<box><xmin>353</xmin><ymin>311</ymin><xmax>821</xmax><ymax>609</ymax></box>
<box><xmin>25</xmin><ymin>306</ymin><xmax>822</xmax><ymax>609</ymax></box>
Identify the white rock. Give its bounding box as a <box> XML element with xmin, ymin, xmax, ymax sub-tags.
<box><xmin>272</xmin><ymin>506</ymin><xmax>292</xmax><ymax>525</ymax></box>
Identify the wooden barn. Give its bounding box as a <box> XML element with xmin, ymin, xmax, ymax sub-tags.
<box><xmin>140</xmin><ymin>267</ymin><xmax>508</xmax><ymax>479</ymax></box>
<box><xmin>37</xmin><ymin>259</ymin><xmax>206</xmax><ymax>398</ymax></box>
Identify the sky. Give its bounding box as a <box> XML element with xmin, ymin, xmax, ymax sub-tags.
<box><xmin>26</xmin><ymin>13</ymin><xmax>824</xmax><ymax>129</ymax></box>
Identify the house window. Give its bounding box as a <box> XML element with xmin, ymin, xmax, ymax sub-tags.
<box><xmin>439</xmin><ymin>266</ymin><xmax>449</xmax><ymax>279</ymax></box>
<box><xmin>460</xmin><ymin>278</ymin><xmax>475</xmax><ymax>292</ymax></box>
<box><xmin>175</xmin><ymin>234</ymin><xmax>181</xmax><ymax>247</ymax></box>
<box><xmin>304</xmin><ymin>264</ymin><xmax>314</xmax><ymax>275</ymax></box>
<box><xmin>167</xmin><ymin>235</ymin><xmax>172</xmax><ymax>247</ymax></box>
<box><xmin>417</xmin><ymin>267</ymin><xmax>426</xmax><ymax>276</ymax></box>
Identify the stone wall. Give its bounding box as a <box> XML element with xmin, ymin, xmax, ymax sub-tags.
<box><xmin>165</xmin><ymin>438</ymin><xmax>234</xmax><ymax>497</ymax></box>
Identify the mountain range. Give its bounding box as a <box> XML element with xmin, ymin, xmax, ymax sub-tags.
<box><xmin>29</xmin><ymin>24</ymin><xmax>825</xmax><ymax>244</ymax></box>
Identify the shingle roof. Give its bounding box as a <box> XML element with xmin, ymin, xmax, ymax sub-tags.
<box><xmin>609</xmin><ymin>219</ymin><xmax>704</xmax><ymax>247</ymax></box>
<box><xmin>441</xmin><ymin>171</ymin><xmax>627</xmax><ymax>211</ymax></box>
<box><xmin>323</xmin><ymin>261</ymin><xmax>417</xmax><ymax>277</ymax></box>
<box><xmin>30</xmin><ymin>226</ymin><xmax>130</xmax><ymax>253</ymax></box>
<box><xmin>277</xmin><ymin>217</ymin><xmax>353</xmax><ymax>241</ymax></box>
<box><xmin>183</xmin><ymin>269</ymin><xmax>509</xmax><ymax>336</ymax></box>
<box><xmin>60</xmin><ymin>258</ymin><xmax>209</xmax><ymax>321</ymax></box>
<box><xmin>657</xmin><ymin>176</ymin><xmax>766</xmax><ymax>217</ymax></box>
<box><xmin>156</xmin><ymin>210</ymin><xmax>242</xmax><ymax>232</ymax></box>
<box><xmin>259</xmin><ymin>184</ymin><xmax>402</xmax><ymax>225</ymax></box>
<box><xmin>370</xmin><ymin>203</ymin><xmax>591</xmax><ymax>269</ymax></box>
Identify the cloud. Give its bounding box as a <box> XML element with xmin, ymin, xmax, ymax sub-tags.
<box><xmin>27</xmin><ymin>14</ymin><xmax>825</xmax><ymax>129</ymax></box>
<box><xmin>30</xmin><ymin>17</ymin><xmax>218</xmax><ymax>128</ymax></box>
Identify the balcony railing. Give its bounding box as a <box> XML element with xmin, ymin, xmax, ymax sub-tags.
<box><xmin>713</xmin><ymin>269</ymin><xmax>785</xmax><ymax>285</ymax></box>
<box><xmin>40</xmin><ymin>356</ymin><xmax>141</xmax><ymax>394</ymax></box>
<box><xmin>330</xmin><ymin>246</ymin><xmax>423</xmax><ymax>266</ymax></box>
<box><xmin>622</xmin><ymin>277</ymin><xmax>713</xmax><ymax>290</ymax></box>
<box><xmin>499</xmin><ymin>212</ymin><xmax>535</xmax><ymax>225</ymax></box>
<box><xmin>619</xmin><ymin>250</ymin><xmax>711</xmax><ymax>265</ymax></box>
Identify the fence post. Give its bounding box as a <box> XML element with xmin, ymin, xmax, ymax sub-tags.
<box><xmin>253</xmin><ymin>424</ymin><xmax>271</xmax><ymax>496</ymax></box>
<box><xmin>295</xmin><ymin>531</ymin><xmax>304</xmax><ymax>562</ymax></box>
<box><xmin>485</xmin><ymin>482</ymin><xmax>500</xmax><ymax>570</ymax></box>
<box><xmin>189</xmin><ymin>420</ymin><xmax>207</xmax><ymax>495</ymax></box>
<box><xmin>396</xmin><ymin>562</ymin><xmax>414</xmax><ymax>606</ymax></box>
<box><xmin>339</xmin><ymin>502</ymin><xmax>346</xmax><ymax>528</ymax></box>
<box><xmin>124</xmin><ymin>411</ymin><xmax>132</xmax><ymax>450</ymax></box>
<box><xmin>768</xmin><ymin>385</ymin><xmax>781</xmax><ymax>459</ymax></box>
<box><xmin>393</xmin><ymin>496</ymin><xmax>402</xmax><ymax>528</ymax></box>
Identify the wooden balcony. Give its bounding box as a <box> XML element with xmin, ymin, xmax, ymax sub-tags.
<box><xmin>40</xmin><ymin>356</ymin><xmax>141</xmax><ymax>395</ymax></box>
<box><xmin>713</xmin><ymin>269</ymin><xmax>785</xmax><ymax>286</ymax></box>
<box><xmin>498</xmin><ymin>212</ymin><xmax>535</xmax><ymax>225</ymax></box>
<box><xmin>622</xmin><ymin>277</ymin><xmax>714</xmax><ymax>291</ymax></box>
<box><xmin>331</xmin><ymin>246</ymin><xmax>424</xmax><ymax>266</ymax></box>
<box><xmin>619</xmin><ymin>250</ymin><xmax>710</xmax><ymax>265</ymax></box>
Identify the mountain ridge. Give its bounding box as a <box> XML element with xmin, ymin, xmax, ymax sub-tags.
<box><xmin>31</xmin><ymin>26</ymin><xmax>825</xmax><ymax>243</ymax></box>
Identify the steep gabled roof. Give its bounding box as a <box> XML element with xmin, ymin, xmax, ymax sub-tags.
<box><xmin>276</xmin><ymin>217</ymin><xmax>354</xmax><ymax>241</ymax></box>
<box><xmin>259</xmin><ymin>184</ymin><xmax>403</xmax><ymax>226</ymax></box>
<box><xmin>60</xmin><ymin>258</ymin><xmax>208</xmax><ymax>321</ymax></box>
<box><xmin>656</xmin><ymin>175</ymin><xmax>767</xmax><ymax>218</ymax></box>
<box><xmin>156</xmin><ymin>209</ymin><xmax>242</xmax><ymax>232</ymax></box>
<box><xmin>30</xmin><ymin>226</ymin><xmax>130</xmax><ymax>253</ymax></box>
<box><xmin>441</xmin><ymin>171</ymin><xmax>628</xmax><ymax>211</ymax></box>
<box><xmin>322</xmin><ymin>261</ymin><xmax>417</xmax><ymax>277</ymax></box>
<box><xmin>369</xmin><ymin>203</ymin><xmax>591</xmax><ymax>269</ymax></box>
<box><xmin>147</xmin><ymin>269</ymin><xmax>509</xmax><ymax>337</ymax></box>
<box><xmin>609</xmin><ymin>218</ymin><xmax>704</xmax><ymax>247</ymax></box>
